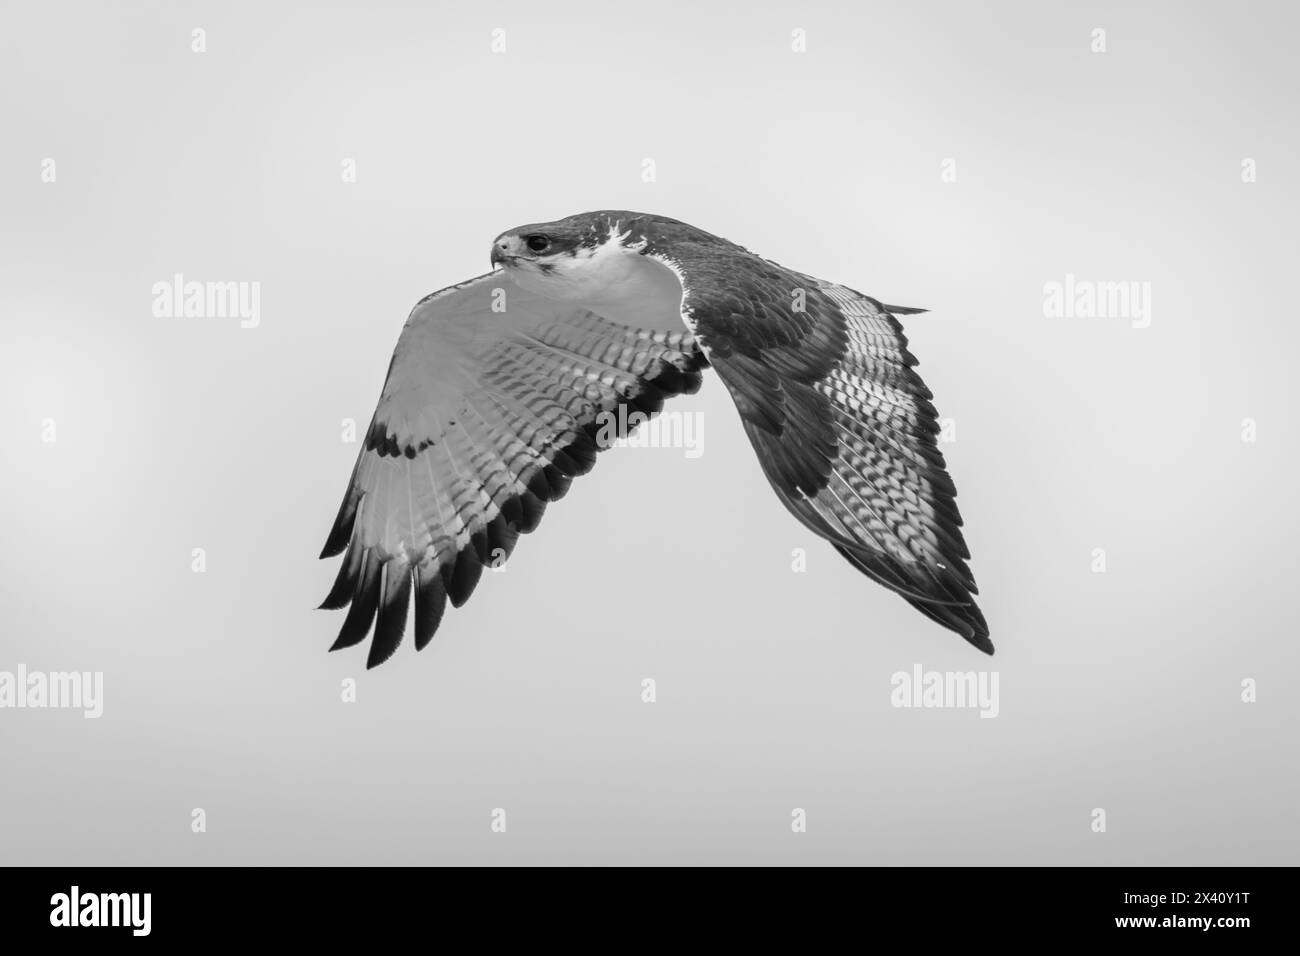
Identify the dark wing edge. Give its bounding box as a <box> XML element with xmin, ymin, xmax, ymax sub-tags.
<box><xmin>678</xmin><ymin>251</ymin><xmax>991</xmax><ymax>653</ymax></box>
<box><xmin>319</xmin><ymin>278</ymin><xmax>706</xmax><ymax>668</ymax></box>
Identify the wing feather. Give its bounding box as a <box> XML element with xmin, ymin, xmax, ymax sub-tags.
<box><xmin>665</xmin><ymin>246</ymin><xmax>991</xmax><ymax>652</ymax></box>
<box><xmin>323</xmin><ymin>221</ymin><xmax>988</xmax><ymax>663</ymax></box>
<box><xmin>320</xmin><ymin>273</ymin><xmax>704</xmax><ymax>666</ymax></box>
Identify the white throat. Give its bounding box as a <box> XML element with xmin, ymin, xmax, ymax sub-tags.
<box><xmin>506</xmin><ymin>226</ymin><xmax>686</xmax><ymax>334</ymax></box>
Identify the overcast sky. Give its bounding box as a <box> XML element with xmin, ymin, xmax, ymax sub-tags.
<box><xmin>0</xmin><ymin>0</ymin><xmax>1295</xmax><ymax>864</ymax></box>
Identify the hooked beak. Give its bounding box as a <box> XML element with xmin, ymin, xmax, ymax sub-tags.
<box><xmin>491</xmin><ymin>234</ymin><xmax>523</xmax><ymax>268</ymax></box>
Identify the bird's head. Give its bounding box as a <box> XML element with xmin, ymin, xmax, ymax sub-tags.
<box><xmin>489</xmin><ymin>215</ymin><xmax>602</xmax><ymax>271</ymax></box>
<box><xmin>489</xmin><ymin>210</ymin><xmax>689</xmax><ymax>303</ymax></box>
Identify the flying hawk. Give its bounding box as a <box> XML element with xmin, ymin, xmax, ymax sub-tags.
<box><xmin>320</xmin><ymin>211</ymin><xmax>990</xmax><ymax>667</ymax></box>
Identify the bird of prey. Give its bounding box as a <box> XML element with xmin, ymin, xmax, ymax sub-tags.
<box><xmin>320</xmin><ymin>211</ymin><xmax>989</xmax><ymax>667</ymax></box>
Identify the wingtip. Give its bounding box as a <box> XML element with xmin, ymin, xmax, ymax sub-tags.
<box><xmin>956</xmin><ymin>600</ymin><xmax>993</xmax><ymax>655</ymax></box>
<box><xmin>319</xmin><ymin>516</ymin><xmax>354</xmax><ymax>559</ymax></box>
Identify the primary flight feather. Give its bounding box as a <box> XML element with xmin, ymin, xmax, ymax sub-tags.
<box><xmin>320</xmin><ymin>210</ymin><xmax>990</xmax><ymax>667</ymax></box>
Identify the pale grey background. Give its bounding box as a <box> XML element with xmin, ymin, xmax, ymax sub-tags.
<box><xmin>1</xmin><ymin>0</ymin><xmax>1296</xmax><ymax>865</ymax></box>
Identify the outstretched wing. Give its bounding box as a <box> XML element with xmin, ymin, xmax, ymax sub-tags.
<box><xmin>656</xmin><ymin>244</ymin><xmax>990</xmax><ymax>652</ymax></box>
<box><xmin>319</xmin><ymin>273</ymin><xmax>704</xmax><ymax>667</ymax></box>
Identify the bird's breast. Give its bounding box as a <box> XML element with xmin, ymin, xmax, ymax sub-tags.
<box><xmin>510</xmin><ymin>245</ymin><xmax>688</xmax><ymax>336</ymax></box>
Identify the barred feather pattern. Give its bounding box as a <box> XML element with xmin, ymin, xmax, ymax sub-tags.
<box><xmin>804</xmin><ymin>284</ymin><xmax>987</xmax><ymax>646</ymax></box>
<box><xmin>320</xmin><ymin>276</ymin><xmax>705</xmax><ymax>668</ymax></box>
<box><xmin>672</xmin><ymin>248</ymin><xmax>990</xmax><ymax>652</ymax></box>
<box><xmin>321</xmin><ymin>210</ymin><xmax>989</xmax><ymax>665</ymax></box>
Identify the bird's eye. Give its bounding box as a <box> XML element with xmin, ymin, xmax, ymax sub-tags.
<box><xmin>525</xmin><ymin>235</ymin><xmax>551</xmax><ymax>253</ymax></box>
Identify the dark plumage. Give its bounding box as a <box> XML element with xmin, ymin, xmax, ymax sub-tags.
<box><xmin>320</xmin><ymin>211</ymin><xmax>989</xmax><ymax>666</ymax></box>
